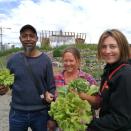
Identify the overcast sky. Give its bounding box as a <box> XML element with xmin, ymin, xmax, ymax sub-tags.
<box><xmin>0</xmin><ymin>0</ymin><xmax>131</xmax><ymax>46</ymax></box>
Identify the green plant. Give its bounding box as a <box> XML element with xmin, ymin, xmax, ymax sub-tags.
<box><xmin>40</xmin><ymin>44</ymin><xmax>52</xmax><ymax>51</ymax></box>
<box><xmin>49</xmin><ymin>92</ymin><xmax>92</xmax><ymax>131</ymax></box>
<box><xmin>0</xmin><ymin>61</ymin><xmax>14</xmax><ymax>87</ymax></box>
<box><xmin>53</xmin><ymin>48</ymin><xmax>62</xmax><ymax>57</ymax></box>
<box><xmin>49</xmin><ymin>78</ymin><xmax>99</xmax><ymax>131</ymax></box>
<box><xmin>0</xmin><ymin>47</ymin><xmax>22</xmax><ymax>57</ymax></box>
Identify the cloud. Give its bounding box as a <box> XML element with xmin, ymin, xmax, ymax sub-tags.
<box><xmin>0</xmin><ymin>0</ymin><xmax>131</xmax><ymax>46</ymax></box>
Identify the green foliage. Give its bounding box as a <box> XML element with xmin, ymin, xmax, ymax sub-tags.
<box><xmin>53</xmin><ymin>44</ymin><xmax>71</xmax><ymax>57</ymax></box>
<box><xmin>68</xmin><ymin>78</ymin><xmax>99</xmax><ymax>95</ymax></box>
<box><xmin>85</xmin><ymin>44</ymin><xmax>97</xmax><ymax>50</ymax></box>
<box><xmin>57</xmin><ymin>86</ymin><xmax>68</xmax><ymax>97</ymax></box>
<box><xmin>54</xmin><ymin>44</ymin><xmax>69</xmax><ymax>50</ymax></box>
<box><xmin>52</xmin><ymin>44</ymin><xmax>96</xmax><ymax>57</ymax></box>
<box><xmin>49</xmin><ymin>78</ymin><xmax>99</xmax><ymax>131</ymax></box>
<box><xmin>0</xmin><ymin>68</ymin><xmax>14</xmax><ymax>87</ymax></box>
<box><xmin>0</xmin><ymin>56</ymin><xmax>8</xmax><ymax>68</ymax></box>
<box><xmin>74</xmin><ymin>44</ymin><xmax>97</xmax><ymax>51</ymax></box>
<box><xmin>0</xmin><ymin>47</ymin><xmax>22</xmax><ymax>57</ymax></box>
<box><xmin>0</xmin><ymin>44</ymin><xmax>103</xmax><ymax>84</ymax></box>
<box><xmin>88</xmin><ymin>85</ymin><xmax>100</xmax><ymax>95</ymax></box>
<box><xmin>68</xmin><ymin>78</ymin><xmax>90</xmax><ymax>92</ymax></box>
<box><xmin>53</xmin><ymin>48</ymin><xmax>62</xmax><ymax>57</ymax></box>
<box><xmin>49</xmin><ymin>92</ymin><xmax>92</xmax><ymax>131</ymax></box>
<box><xmin>40</xmin><ymin>44</ymin><xmax>53</xmax><ymax>52</ymax></box>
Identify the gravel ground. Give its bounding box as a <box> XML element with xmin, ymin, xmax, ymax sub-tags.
<box><xmin>0</xmin><ymin>92</ymin><xmax>31</xmax><ymax>131</ymax></box>
<box><xmin>0</xmin><ymin>93</ymin><xmax>11</xmax><ymax>131</ymax></box>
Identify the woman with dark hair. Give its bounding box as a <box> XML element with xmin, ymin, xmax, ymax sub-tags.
<box><xmin>83</xmin><ymin>29</ymin><xmax>131</xmax><ymax>131</ymax></box>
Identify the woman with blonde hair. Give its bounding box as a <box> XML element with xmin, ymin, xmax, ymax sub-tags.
<box><xmin>48</xmin><ymin>46</ymin><xmax>97</xmax><ymax>131</ymax></box>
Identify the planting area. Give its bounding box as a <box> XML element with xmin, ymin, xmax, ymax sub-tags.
<box><xmin>52</xmin><ymin>46</ymin><xmax>104</xmax><ymax>83</ymax></box>
<box><xmin>0</xmin><ymin>44</ymin><xmax>104</xmax><ymax>130</ymax></box>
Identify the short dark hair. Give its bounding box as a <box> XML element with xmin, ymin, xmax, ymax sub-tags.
<box><xmin>20</xmin><ymin>24</ymin><xmax>37</xmax><ymax>35</ymax></box>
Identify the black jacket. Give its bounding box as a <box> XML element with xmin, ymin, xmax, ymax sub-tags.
<box><xmin>89</xmin><ymin>62</ymin><xmax>131</xmax><ymax>131</ymax></box>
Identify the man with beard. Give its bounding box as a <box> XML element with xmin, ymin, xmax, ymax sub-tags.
<box><xmin>0</xmin><ymin>24</ymin><xmax>55</xmax><ymax>131</ymax></box>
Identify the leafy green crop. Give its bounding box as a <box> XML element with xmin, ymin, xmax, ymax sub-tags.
<box><xmin>49</xmin><ymin>92</ymin><xmax>93</xmax><ymax>131</ymax></box>
<box><xmin>0</xmin><ymin>68</ymin><xmax>14</xmax><ymax>87</ymax></box>
<box><xmin>56</xmin><ymin>86</ymin><xmax>68</xmax><ymax>97</ymax></box>
<box><xmin>87</xmin><ymin>84</ymin><xmax>99</xmax><ymax>95</ymax></box>
<box><xmin>68</xmin><ymin>78</ymin><xmax>99</xmax><ymax>95</ymax></box>
<box><xmin>68</xmin><ymin>78</ymin><xmax>90</xmax><ymax>92</ymax></box>
<box><xmin>49</xmin><ymin>78</ymin><xmax>99</xmax><ymax>131</ymax></box>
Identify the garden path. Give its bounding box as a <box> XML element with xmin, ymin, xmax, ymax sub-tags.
<box><xmin>0</xmin><ymin>92</ymin><xmax>31</xmax><ymax>131</ymax></box>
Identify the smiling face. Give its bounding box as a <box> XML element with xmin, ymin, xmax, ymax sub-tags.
<box><xmin>63</xmin><ymin>52</ymin><xmax>80</xmax><ymax>73</ymax></box>
<box><xmin>19</xmin><ymin>29</ymin><xmax>38</xmax><ymax>54</ymax></box>
<box><xmin>101</xmin><ymin>36</ymin><xmax>120</xmax><ymax>64</ymax></box>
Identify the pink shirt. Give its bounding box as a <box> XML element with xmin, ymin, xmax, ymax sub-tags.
<box><xmin>54</xmin><ymin>70</ymin><xmax>97</xmax><ymax>97</ymax></box>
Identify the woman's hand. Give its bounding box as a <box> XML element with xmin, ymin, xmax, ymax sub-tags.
<box><xmin>79</xmin><ymin>92</ymin><xmax>88</xmax><ymax>100</ymax></box>
<box><xmin>0</xmin><ymin>85</ymin><xmax>9</xmax><ymax>95</ymax></box>
<box><xmin>79</xmin><ymin>92</ymin><xmax>102</xmax><ymax>109</ymax></box>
